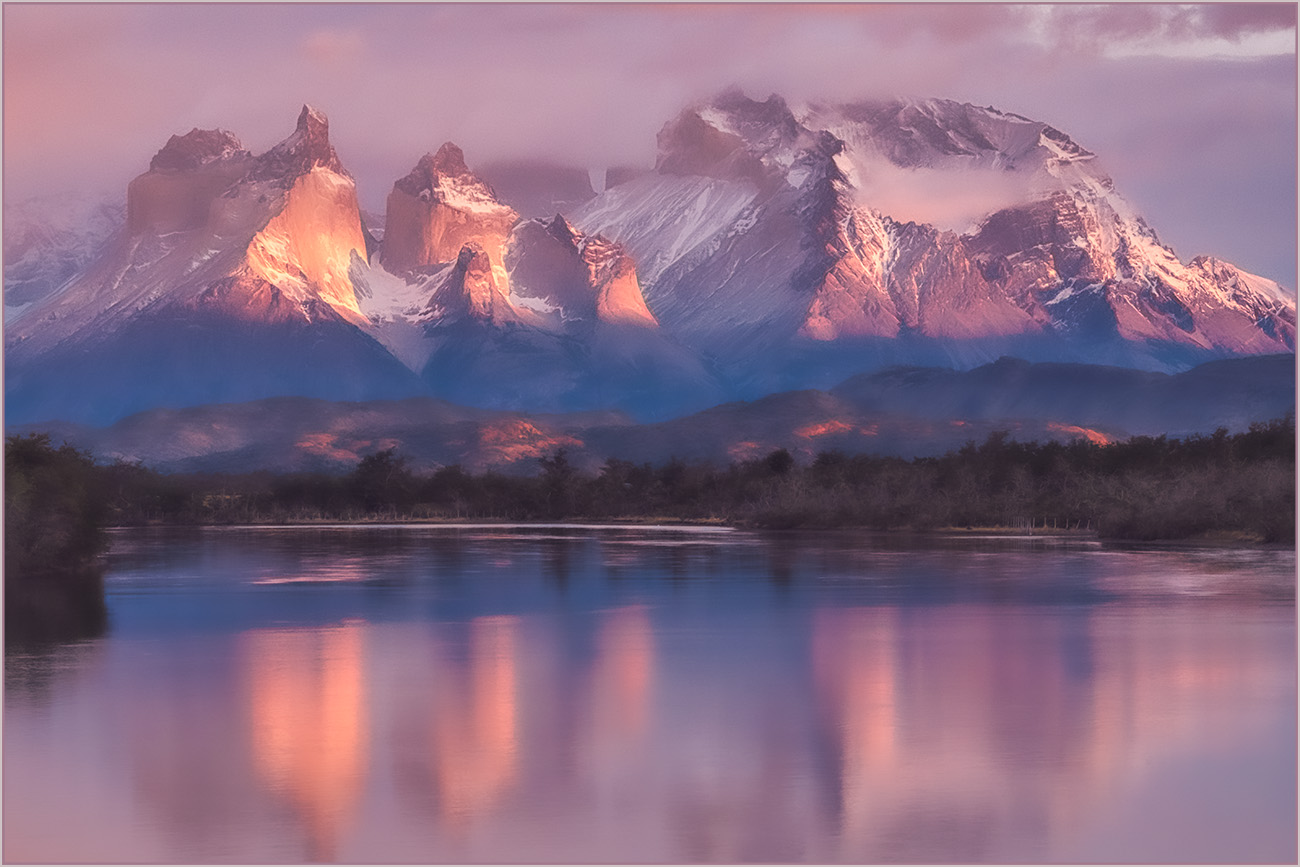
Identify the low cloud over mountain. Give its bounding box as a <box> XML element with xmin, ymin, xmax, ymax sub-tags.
<box><xmin>6</xmin><ymin>93</ymin><xmax>1294</xmax><ymax>429</ymax></box>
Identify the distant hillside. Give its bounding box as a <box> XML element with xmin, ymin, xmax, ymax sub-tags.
<box><xmin>12</xmin><ymin>355</ymin><xmax>1293</xmax><ymax>476</ymax></box>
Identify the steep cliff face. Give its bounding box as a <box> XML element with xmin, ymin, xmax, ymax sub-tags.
<box><xmin>127</xmin><ymin>129</ymin><xmax>253</xmax><ymax>235</ymax></box>
<box><xmin>506</xmin><ymin>215</ymin><xmax>657</xmax><ymax>328</ymax></box>
<box><xmin>353</xmin><ymin>154</ymin><xmax>551</xmax><ymax>376</ymax></box>
<box><xmin>7</xmin><ymin>92</ymin><xmax>1293</xmax><ymax>427</ymax></box>
<box><xmin>573</xmin><ymin>90</ymin><xmax>1295</xmax><ymax>376</ymax></box>
<box><xmin>8</xmin><ymin>105</ymin><xmax>372</xmax><ymax>346</ymax></box>
<box><xmin>5</xmin><ymin>106</ymin><xmax>419</xmax><ymax>425</ymax></box>
<box><xmin>586</xmin><ymin>234</ymin><xmax>658</xmax><ymax>327</ymax></box>
<box><xmin>245</xmin><ymin>166</ymin><xmax>369</xmax><ymax>324</ymax></box>
<box><xmin>381</xmin><ymin>143</ymin><xmax>518</xmax><ymax>285</ymax></box>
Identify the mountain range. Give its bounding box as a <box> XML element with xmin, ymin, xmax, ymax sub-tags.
<box><xmin>5</xmin><ymin>90</ymin><xmax>1295</xmax><ymax>456</ymax></box>
<box><xmin>12</xmin><ymin>354</ymin><xmax>1293</xmax><ymax>475</ymax></box>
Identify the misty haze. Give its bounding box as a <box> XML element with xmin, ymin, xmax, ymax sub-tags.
<box><xmin>4</xmin><ymin>4</ymin><xmax>1296</xmax><ymax>866</ymax></box>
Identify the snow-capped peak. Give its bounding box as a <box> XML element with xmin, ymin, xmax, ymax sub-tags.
<box><xmin>800</xmin><ymin>96</ymin><xmax>1110</xmax><ymax>189</ymax></box>
<box><xmin>1191</xmin><ymin>256</ymin><xmax>1296</xmax><ymax>307</ymax></box>
<box><xmin>392</xmin><ymin>143</ymin><xmax>515</xmax><ymax>217</ymax></box>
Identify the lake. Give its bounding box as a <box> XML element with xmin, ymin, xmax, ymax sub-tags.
<box><xmin>4</xmin><ymin>525</ymin><xmax>1295</xmax><ymax>864</ymax></box>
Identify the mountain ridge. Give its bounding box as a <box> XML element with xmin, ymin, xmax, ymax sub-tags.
<box><xmin>5</xmin><ymin>92</ymin><xmax>1294</xmax><ymax>427</ymax></box>
<box><xmin>13</xmin><ymin>354</ymin><xmax>1293</xmax><ymax>476</ymax></box>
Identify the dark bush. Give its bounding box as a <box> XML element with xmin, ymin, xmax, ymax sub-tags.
<box><xmin>5</xmin><ymin>434</ymin><xmax>110</xmax><ymax>644</ymax></box>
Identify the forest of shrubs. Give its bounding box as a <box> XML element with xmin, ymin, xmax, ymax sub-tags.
<box><xmin>7</xmin><ymin>415</ymin><xmax>1294</xmax><ymax>555</ymax></box>
<box><xmin>5</xmin><ymin>433</ymin><xmax>110</xmax><ymax>642</ymax></box>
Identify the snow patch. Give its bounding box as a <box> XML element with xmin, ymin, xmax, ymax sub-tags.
<box><xmin>4</xmin><ymin>301</ymin><xmax>34</xmax><ymax>322</ymax></box>
<box><xmin>429</xmin><ymin>174</ymin><xmax>516</xmax><ymax>218</ymax></box>
<box><xmin>571</xmin><ymin>174</ymin><xmax>758</xmax><ymax>287</ymax></box>
<box><xmin>513</xmin><ymin>293</ymin><xmax>559</xmax><ymax>316</ymax></box>
<box><xmin>353</xmin><ymin>258</ymin><xmax>441</xmax><ymax>320</ymax></box>
<box><xmin>1235</xmin><ymin>268</ymin><xmax>1295</xmax><ymax>307</ymax></box>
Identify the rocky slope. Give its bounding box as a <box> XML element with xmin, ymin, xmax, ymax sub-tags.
<box><xmin>573</xmin><ymin>90</ymin><xmax>1295</xmax><ymax>389</ymax></box>
<box><xmin>353</xmin><ymin>150</ymin><xmax>724</xmax><ymax>419</ymax></box>
<box><xmin>4</xmin><ymin>106</ymin><xmax>424</xmax><ymax>424</ymax></box>
<box><xmin>6</xmin><ymin>91</ymin><xmax>1293</xmax><ymax>427</ymax></box>
<box><xmin>4</xmin><ymin>193</ymin><xmax>124</xmax><ymax>311</ymax></box>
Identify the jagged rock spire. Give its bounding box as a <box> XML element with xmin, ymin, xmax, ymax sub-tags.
<box><xmin>149</xmin><ymin>128</ymin><xmax>248</xmax><ymax>172</ymax></box>
<box><xmin>429</xmin><ymin>141</ymin><xmax>469</xmax><ymax>175</ymax></box>
<box><xmin>251</xmin><ymin>104</ymin><xmax>348</xmax><ymax>182</ymax></box>
<box><xmin>294</xmin><ymin>104</ymin><xmax>332</xmax><ymax>160</ymax></box>
<box><xmin>383</xmin><ymin>142</ymin><xmax>517</xmax><ymax>274</ymax></box>
<box><xmin>394</xmin><ymin>142</ymin><xmax>477</xmax><ymax>198</ymax></box>
<box><xmin>425</xmin><ymin>242</ymin><xmax>505</xmax><ymax>321</ymax></box>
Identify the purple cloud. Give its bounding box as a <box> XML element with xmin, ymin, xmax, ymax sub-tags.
<box><xmin>3</xmin><ymin>3</ymin><xmax>1294</xmax><ymax>288</ymax></box>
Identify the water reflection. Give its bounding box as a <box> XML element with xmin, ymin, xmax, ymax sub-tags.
<box><xmin>428</xmin><ymin>615</ymin><xmax>521</xmax><ymax>824</ymax></box>
<box><xmin>811</xmin><ymin>607</ymin><xmax>901</xmax><ymax>837</ymax></box>
<box><xmin>808</xmin><ymin>602</ymin><xmax>1296</xmax><ymax>862</ymax></box>
<box><xmin>3</xmin><ymin>528</ymin><xmax>1294</xmax><ymax>864</ymax></box>
<box><xmin>243</xmin><ymin>621</ymin><xmax>369</xmax><ymax>861</ymax></box>
<box><xmin>590</xmin><ymin>605</ymin><xmax>654</xmax><ymax>741</ymax></box>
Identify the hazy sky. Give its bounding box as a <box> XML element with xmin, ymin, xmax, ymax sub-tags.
<box><xmin>4</xmin><ymin>3</ymin><xmax>1296</xmax><ymax>286</ymax></box>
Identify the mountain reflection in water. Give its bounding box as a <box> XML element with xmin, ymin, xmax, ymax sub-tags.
<box><xmin>3</xmin><ymin>527</ymin><xmax>1294</xmax><ymax>864</ymax></box>
<box><xmin>243</xmin><ymin>622</ymin><xmax>369</xmax><ymax>862</ymax></box>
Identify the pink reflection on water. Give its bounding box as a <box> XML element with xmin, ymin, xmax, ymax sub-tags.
<box><xmin>427</xmin><ymin>615</ymin><xmax>522</xmax><ymax>825</ymax></box>
<box><xmin>808</xmin><ymin>602</ymin><xmax>1296</xmax><ymax>863</ymax></box>
<box><xmin>591</xmin><ymin>605</ymin><xmax>655</xmax><ymax>740</ymax></box>
<box><xmin>811</xmin><ymin>605</ymin><xmax>902</xmax><ymax>848</ymax></box>
<box><xmin>241</xmin><ymin>620</ymin><xmax>369</xmax><ymax>861</ymax></box>
<box><xmin>4</xmin><ymin>590</ymin><xmax>1293</xmax><ymax>863</ymax></box>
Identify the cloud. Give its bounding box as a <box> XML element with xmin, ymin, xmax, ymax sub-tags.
<box><xmin>1041</xmin><ymin>4</ymin><xmax>1296</xmax><ymax>57</ymax></box>
<box><xmin>301</xmin><ymin>29</ymin><xmax>365</xmax><ymax>66</ymax></box>
<box><xmin>1191</xmin><ymin>3</ymin><xmax>1297</xmax><ymax>39</ymax></box>
<box><xmin>848</xmin><ymin>159</ymin><xmax>1042</xmax><ymax>234</ymax></box>
<box><xmin>1</xmin><ymin>3</ymin><xmax>1293</xmax><ymax>286</ymax></box>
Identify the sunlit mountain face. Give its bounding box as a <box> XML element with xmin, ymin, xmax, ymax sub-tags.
<box><xmin>5</xmin><ymin>93</ymin><xmax>1294</xmax><ymax>430</ymax></box>
<box><xmin>4</xmin><ymin>106</ymin><xmax>426</xmax><ymax>427</ymax></box>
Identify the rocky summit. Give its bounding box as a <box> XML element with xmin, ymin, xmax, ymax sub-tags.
<box><xmin>5</xmin><ymin>92</ymin><xmax>1294</xmax><ymax>428</ymax></box>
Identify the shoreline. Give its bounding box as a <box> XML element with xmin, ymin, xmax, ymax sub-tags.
<box><xmin>102</xmin><ymin>519</ymin><xmax>1290</xmax><ymax>546</ymax></box>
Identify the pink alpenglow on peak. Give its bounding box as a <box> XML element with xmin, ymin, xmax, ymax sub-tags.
<box><xmin>584</xmin><ymin>236</ymin><xmax>658</xmax><ymax>328</ymax></box>
<box><xmin>574</xmin><ymin>89</ymin><xmax>1295</xmax><ymax>366</ymax></box>
<box><xmin>251</xmin><ymin>104</ymin><xmax>349</xmax><ymax>183</ymax></box>
<box><xmin>11</xmin><ymin>103</ymin><xmax>375</xmax><ymax>354</ymax></box>
<box><xmin>234</xmin><ymin>105</ymin><xmax>371</xmax><ymax>324</ymax></box>
<box><xmin>382</xmin><ymin>143</ymin><xmax>519</xmax><ymax>278</ymax></box>
<box><xmin>4</xmin><ymin>91</ymin><xmax>1295</xmax><ymax>430</ymax></box>
<box><xmin>244</xmin><ymin>165</ymin><xmax>370</xmax><ymax>325</ymax></box>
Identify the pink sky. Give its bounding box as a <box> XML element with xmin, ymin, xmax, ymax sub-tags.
<box><xmin>3</xmin><ymin>3</ymin><xmax>1296</xmax><ymax>285</ymax></box>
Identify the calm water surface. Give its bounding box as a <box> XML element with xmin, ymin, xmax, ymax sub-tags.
<box><xmin>5</xmin><ymin>525</ymin><xmax>1296</xmax><ymax>863</ymax></box>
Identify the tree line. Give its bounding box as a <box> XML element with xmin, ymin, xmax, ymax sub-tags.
<box><xmin>5</xmin><ymin>433</ymin><xmax>109</xmax><ymax>642</ymax></box>
<box><xmin>7</xmin><ymin>415</ymin><xmax>1293</xmax><ymax>547</ymax></box>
